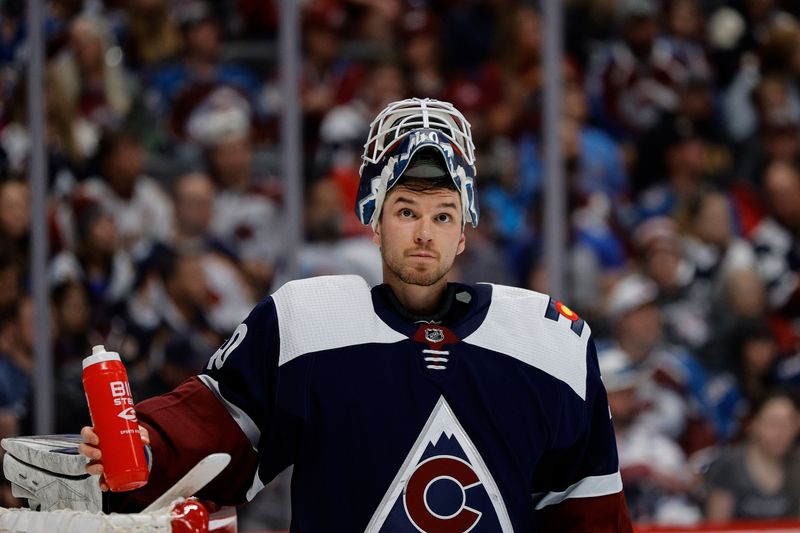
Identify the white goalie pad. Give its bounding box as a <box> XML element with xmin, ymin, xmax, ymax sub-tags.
<box><xmin>1</xmin><ymin>435</ymin><xmax>102</xmax><ymax>513</ymax></box>
<box><xmin>0</xmin><ymin>505</ymin><xmax>172</xmax><ymax>533</ymax></box>
<box><xmin>1</xmin><ymin>436</ymin><xmax>235</xmax><ymax>533</ymax></box>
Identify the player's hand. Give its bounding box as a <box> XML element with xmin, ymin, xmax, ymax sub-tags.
<box><xmin>78</xmin><ymin>425</ymin><xmax>150</xmax><ymax>491</ymax></box>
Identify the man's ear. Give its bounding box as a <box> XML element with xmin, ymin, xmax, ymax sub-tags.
<box><xmin>456</xmin><ymin>231</ymin><xmax>466</xmax><ymax>255</ymax></box>
<box><xmin>372</xmin><ymin>223</ymin><xmax>381</xmax><ymax>247</ymax></box>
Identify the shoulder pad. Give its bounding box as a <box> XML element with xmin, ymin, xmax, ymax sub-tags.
<box><xmin>463</xmin><ymin>284</ymin><xmax>591</xmax><ymax>399</ymax></box>
<box><xmin>272</xmin><ymin>275</ymin><xmax>405</xmax><ymax>366</ymax></box>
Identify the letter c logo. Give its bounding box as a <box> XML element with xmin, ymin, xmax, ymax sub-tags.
<box><xmin>403</xmin><ymin>456</ymin><xmax>482</xmax><ymax>532</ymax></box>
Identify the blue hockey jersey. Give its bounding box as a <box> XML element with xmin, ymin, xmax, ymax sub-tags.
<box><xmin>121</xmin><ymin>275</ymin><xmax>631</xmax><ymax>532</ymax></box>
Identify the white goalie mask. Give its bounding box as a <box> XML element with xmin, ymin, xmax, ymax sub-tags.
<box><xmin>355</xmin><ymin>98</ymin><xmax>479</xmax><ymax>229</ymax></box>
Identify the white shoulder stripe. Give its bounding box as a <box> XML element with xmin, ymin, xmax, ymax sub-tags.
<box><xmin>198</xmin><ymin>374</ymin><xmax>260</xmax><ymax>450</ymax></box>
<box><xmin>462</xmin><ymin>284</ymin><xmax>590</xmax><ymax>399</ymax></box>
<box><xmin>272</xmin><ymin>275</ymin><xmax>406</xmax><ymax>366</ymax></box>
<box><xmin>532</xmin><ymin>471</ymin><xmax>623</xmax><ymax>510</ymax></box>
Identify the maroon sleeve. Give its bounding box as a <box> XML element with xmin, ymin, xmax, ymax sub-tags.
<box><xmin>536</xmin><ymin>492</ymin><xmax>633</xmax><ymax>533</ymax></box>
<box><xmin>108</xmin><ymin>377</ymin><xmax>259</xmax><ymax>512</ymax></box>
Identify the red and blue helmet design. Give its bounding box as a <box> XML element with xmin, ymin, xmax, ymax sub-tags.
<box><xmin>356</xmin><ymin>98</ymin><xmax>479</xmax><ymax>228</ymax></box>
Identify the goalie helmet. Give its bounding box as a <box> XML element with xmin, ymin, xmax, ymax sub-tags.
<box><xmin>355</xmin><ymin>98</ymin><xmax>479</xmax><ymax>228</ymax></box>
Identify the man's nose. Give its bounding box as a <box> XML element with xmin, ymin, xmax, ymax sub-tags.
<box><xmin>414</xmin><ymin>218</ymin><xmax>433</xmax><ymax>243</ymax></box>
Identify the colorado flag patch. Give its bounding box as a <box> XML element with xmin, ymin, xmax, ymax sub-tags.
<box><xmin>366</xmin><ymin>397</ymin><xmax>513</xmax><ymax>532</ymax></box>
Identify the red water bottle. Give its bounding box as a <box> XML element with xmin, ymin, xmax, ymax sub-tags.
<box><xmin>82</xmin><ymin>345</ymin><xmax>149</xmax><ymax>491</ymax></box>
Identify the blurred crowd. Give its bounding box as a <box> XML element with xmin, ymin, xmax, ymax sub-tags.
<box><xmin>2</xmin><ymin>0</ymin><xmax>800</xmax><ymax>528</ymax></box>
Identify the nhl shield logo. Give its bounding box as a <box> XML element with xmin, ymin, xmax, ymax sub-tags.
<box><xmin>424</xmin><ymin>328</ymin><xmax>445</xmax><ymax>344</ymax></box>
<box><xmin>366</xmin><ymin>397</ymin><xmax>513</xmax><ymax>532</ymax></box>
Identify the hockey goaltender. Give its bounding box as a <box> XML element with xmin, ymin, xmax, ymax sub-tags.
<box><xmin>76</xmin><ymin>98</ymin><xmax>633</xmax><ymax>532</ymax></box>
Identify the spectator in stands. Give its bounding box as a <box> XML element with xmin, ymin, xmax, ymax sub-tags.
<box><xmin>0</xmin><ymin>249</ymin><xmax>22</xmax><ymax>328</ymax></box>
<box><xmin>723</xmin><ymin>15</ymin><xmax>800</xmax><ymax>144</ymax></box>
<box><xmin>318</xmin><ymin>60</ymin><xmax>407</xmax><ymax>182</ymax></box>
<box><xmin>762</xmin><ymin>116</ymin><xmax>800</xmax><ymax>168</ymax></box>
<box><xmin>126</xmin><ymin>247</ymin><xmax>220</xmax><ymax>369</ymax></box>
<box><xmin>732</xmin><ymin>75</ymin><xmax>800</xmax><ymax>185</ymax></box>
<box><xmin>0</xmin><ymin>296</ymin><xmax>38</xmax><ymax>418</ymax></box>
<box><xmin>0</xmin><ymin>0</ymin><xmax>25</xmax><ymax>74</ymax></box>
<box><xmin>632</xmin><ymin>217</ymin><xmax>709</xmax><ymax>351</ymax></box>
<box><xmin>170</xmin><ymin>172</ymin><xmax>221</xmax><ymax>253</ymax></box>
<box><xmin>703</xmin><ymin>268</ymin><xmax>771</xmax><ymax>373</ymax></box>
<box><xmin>51</xmin><ymin>281</ymin><xmax>94</xmax><ymax>434</ymax></box>
<box><xmin>436</xmin><ymin>0</ymin><xmax>497</xmax><ymax>75</ymax></box>
<box><xmin>1</xmin><ymin>68</ymin><xmax>97</xmax><ymax>182</ymax></box>
<box><xmin>271</xmin><ymin>177</ymin><xmax>381</xmax><ymax>288</ymax></box>
<box><xmin>662</xmin><ymin>0</ymin><xmax>707</xmax><ymax>66</ymax></box>
<box><xmin>751</xmin><ymin>160</ymin><xmax>800</xmax><ymax>319</ymax></box>
<box><xmin>705</xmin><ymin>390</ymin><xmax>800</xmax><ymax>521</ymax></box>
<box><xmin>636</xmin><ymin>120</ymin><xmax>709</xmax><ymax>223</ymax></box>
<box><xmin>587</xmin><ymin>0</ymin><xmax>706</xmax><ymax>140</ymax></box>
<box><xmin>0</xmin><ymin>179</ymin><xmax>30</xmax><ymax>272</ymax></box>
<box><xmin>49</xmin><ymin>202</ymin><xmax>135</xmax><ymax>314</ymax></box>
<box><xmin>146</xmin><ymin>1</ymin><xmax>261</xmax><ymax>116</ymax></box>
<box><xmin>479</xmin><ymin>137</ymin><xmax>539</xmax><ymax>285</ymax></box>
<box><xmin>198</xmin><ymin>112</ymin><xmax>283</xmax><ymax>293</ymax></box>
<box><xmin>514</xmin><ymin>66</ymin><xmax>630</xmax><ymax>303</ymax></box>
<box><xmin>694</xmin><ymin>312</ymin><xmax>791</xmax><ymax>444</ymax></box>
<box><xmin>132</xmin><ymin>334</ymin><xmax>211</xmax><ymax>401</ymax></box>
<box><xmin>599</xmin><ymin>347</ymin><xmax>702</xmax><ymax>525</ymax></box>
<box><xmin>298</xmin><ymin>2</ymin><xmax>361</xmax><ymax>161</ymax></box>
<box><xmin>400</xmin><ymin>9</ymin><xmax>445</xmax><ymax>100</ymax></box>
<box><xmin>50</xmin><ymin>280</ymin><xmax>93</xmax><ymax>367</ymax></box>
<box><xmin>684</xmin><ymin>190</ymin><xmax>756</xmax><ymax>291</ymax></box>
<box><xmin>733</xmin><ymin>321</ymin><xmax>784</xmax><ymax>407</ymax></box>
<box><xmin>635</xmin><ymin>76</ymin><xmax>733</xmax><ymax>196</ymax></box>
<box><xmin>50</xmin><ymin>15</ymin><xmax>133</xmax><ymax>129</ymax></box>
<box><xmin>490</xmin><ymin>3</ymin><xmax>542</xmax><ymax>139</ymax></box>
<box><xmin>165</xmin><ymin>171</ymin><xmax>255</xmax><ymax>333</ymax></box>
<box><xmin>604</xmin><ymin>273</ymin><xmax>720</xmax><ymax>454</ymax></box>
<box><xmin>121</xmin><ymin>0</ymin><xmax>182</xmax><ymax>70</ymax></box>
<box><xmin>0</xmin><ymin>296</ymin><xmax>30</xmax><ymax>428</ymax></box>
<box><xmin>518</xmin><ymin>72</ymin><xmax>629</xmax><ymax>205</ymax></box>
<box><xmin>79</xmin><ymin>129</ymin><xmax>174</xmax><ymax>259</ymax></box>
<box><xmin>353</xmin><ymin>0</ymin><xmax>401</xmax><ymax>51</ymax></box>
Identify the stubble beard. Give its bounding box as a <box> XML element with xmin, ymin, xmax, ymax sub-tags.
<box><xmin>382</xmin><ymin>249</ymin><xmax>451</xmax><ymax>287</ymax></box>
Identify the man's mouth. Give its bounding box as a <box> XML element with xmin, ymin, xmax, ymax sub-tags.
<box><xmin>408</xmin><ymin>252</ymin><xmax>437</xmax><ymax>259</ymax></box>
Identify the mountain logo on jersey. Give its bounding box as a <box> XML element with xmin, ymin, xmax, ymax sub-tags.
<box><xmin>365</xmin><ymin>397</ymin><xmax>513</xmax><ymax>532</ymax></box>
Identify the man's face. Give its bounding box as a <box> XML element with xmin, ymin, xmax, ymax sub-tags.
<box><xmin>615</xmin><ymin>303</ymin><xmax>663</xmax><ymax>362</ymax></box>
<box><xmin>374</xmin><ymin>186</ymin><xmax>465</xmax><ymax>287</ymax></box>
<box><xmin>0</xmin><ymin>181</ymin><xmax>29</xmax><ymax>239</ymax></box>
<box><xmin>105</xmin><ymin>139</ymin><xmax>145</xmax><ymax>191</ymax></box>
<box><xmin>608</xmin><ymin>388</ymin><xmax>638</xmax><ymax>428</ymax></box>
<box><xmin>210</xmin><ymin>137</ymin><xmax>253</xmax><ymax>187</ymax></box>
<box><xmin>175</xmin><ymin>173</ymin><xmax>215</xmax><ymax>236</ymax></box>
<box><xmin>171</xmin><ymin>255</ymin><xmax>209</xmax><ymax>309</ymax></box>
<box><xmin>764</xmin><ymin>162</ymin><xmax>800</xmax><ymax>230</ymax></box>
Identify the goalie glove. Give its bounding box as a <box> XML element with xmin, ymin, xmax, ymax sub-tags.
<box><xmin>1</xmin><ymin>435</ymin><xmax>102</xmax><ymax>512</ymax></box>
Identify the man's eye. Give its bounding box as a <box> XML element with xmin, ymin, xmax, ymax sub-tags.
<box><xmin>400</xmin><ymin>209</ymin><xmax>413</xmax><ymax>217</ymax></box>
<box><xmin>437</xmin><ymin>213</ymin><xmax>451</xmax><ymax>222</ymax></box>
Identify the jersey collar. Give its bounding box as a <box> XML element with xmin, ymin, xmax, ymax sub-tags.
<box><xmin>370</xmin><ymin>282</ymin><xmax>492</xmax><ymax>340</ymax></box>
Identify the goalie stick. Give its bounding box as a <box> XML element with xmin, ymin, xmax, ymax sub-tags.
<box><xmin>142</xmin><ymin>453</ymin><xmax>231</xmax><ymax>512</ymax></box>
